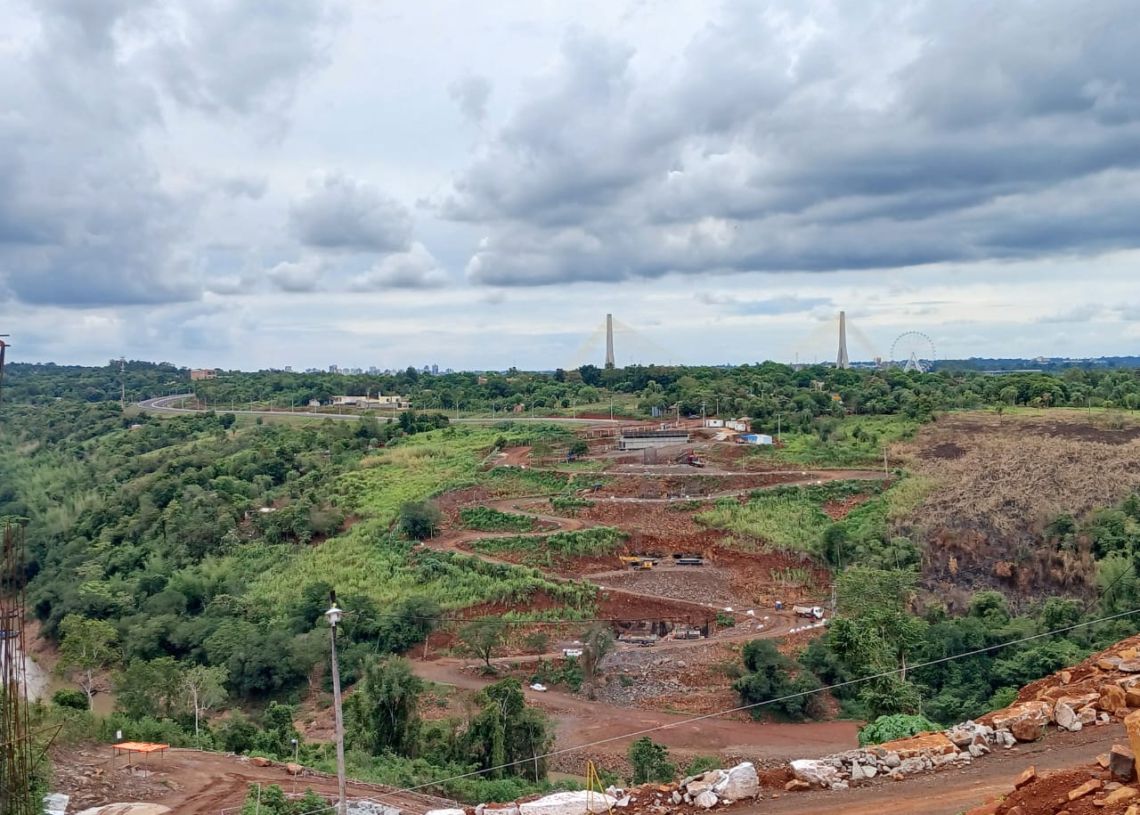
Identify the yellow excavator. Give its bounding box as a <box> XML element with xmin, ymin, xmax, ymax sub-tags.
<box><xmin>619</xmin><ymin>555</ymin><xmax>658</xmax><ymax>571</ymax></box>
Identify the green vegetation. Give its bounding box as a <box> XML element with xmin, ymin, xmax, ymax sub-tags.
<box><xmin>627</xmin><ymin>737</ymin><xmax>675</xmax><ymax>784</ymax></box>
<box><xmin>471</xmin><ymin>527</ymin><xmax>626</xmax><ymax>566</ymax></box>
<box><xmin>461</xmin><ymin>505</ymin><xmax>537</xmax><ymax>532</ymax></box>
<box><xmin>858</xmin><ymin>714</ymin><xmax>942</xmax><ymax>746</ymax></box>
<box><xmin>733</xmin><ymin>640</ymin><xmax>824</xmax><ymax>721</ymax></box>
<box><xmin>13</xmin><ymin>358</ymin><xmax>1140</xmax><ymax>789</ymax></box>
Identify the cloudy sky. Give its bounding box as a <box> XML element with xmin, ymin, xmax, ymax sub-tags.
<box><xmin>3</xmin><ymin>0</ymin><xmax>1140</xmax><ymax>371</ymax></box>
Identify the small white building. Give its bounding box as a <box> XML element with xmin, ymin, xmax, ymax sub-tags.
<box><xmin>726</xmin><ymin>418</ymin><xmax>751</xmax><ymax>432</ymax></box>
<box><xmin>739</xmin><ymin>434</ymin><xmax>773</xmax><ymax>445</ymax></box>
<box><xmin>704</xmin><ymin>418</ymin><xmax>725</xmax><ymax>428</ymax></box>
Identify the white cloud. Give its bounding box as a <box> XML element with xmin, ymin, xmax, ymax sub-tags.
<box><xmin>349</xmin><ymin>243</ymin><xmax>450</xmax><ymax>291</ymax></box>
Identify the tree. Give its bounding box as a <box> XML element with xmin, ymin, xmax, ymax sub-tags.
<box><xmin>829</xmin><ymin>568</ymin><xmax>927</xmax><ymax>716</ymax></box>
<box><xmin>344</xmin><ymin>656</ymin><xmax>423</xmax><ymax>756</ymax></box>
<box><xmin>579</xmin><ymin>624</ymin><xmax>614</xmax><ymax>698</ymax></box>
<box><xmin>459</xmin><ymin>618</ymin><xmax>507</xmax><ymax>669</ymax></box>
<box><xmin>114</xmin><ymin>657</ymin><xmax>182</xmax><ymax>719</ymax></box>
<box><xmin>183</xmin><ymin>664</ymin><xmax>229</xmax><ymax>746</ymax></box>
<box><xmin>466</xmin><ymin>678</ymin><xmax>551</xmax><ymax>780</ymax></box>
<box><xmin>58</xmin><ymin>614</ymin><xmax>120</xmax><ymax>709</ymax></box>
<box><xmin>627</xmin><ymin>737</ymin><xmax>674</xmax><ymax>784</ymax></box>
<box><xmin>399</xmin><ymin>500</ymin><xmax>441</xmax><ymax>540</ymax></box>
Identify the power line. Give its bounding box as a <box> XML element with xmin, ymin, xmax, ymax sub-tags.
<box><xmin>384</xmin><ymin>605</ymin><xmax>1140</xmax><ymax>801</ymax></box>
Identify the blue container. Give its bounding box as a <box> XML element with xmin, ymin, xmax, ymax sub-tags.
<box><xmin>775</xmin><ymin>600</ymin><xmax>783</xmax><ymax>611</ymax></box>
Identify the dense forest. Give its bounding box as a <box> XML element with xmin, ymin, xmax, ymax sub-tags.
<box><xmin>6</xmin><ymin>358</ymin><xmax>1140</xmax><ymax>798</ymax></box>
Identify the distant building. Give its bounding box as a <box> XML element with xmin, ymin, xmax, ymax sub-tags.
<box><xmin>431</xmin><ymin>364</ymin><xmax>439</xmax><ymax>375</ymax></box>
<box><xmin>739</xmin><ymin>434</ymin><xmax>773</xmax><ymax>445</ymax></box>
<box><xmin>190</xmin><ymin>368</ymin><xmax>217</xmax><ymax>381</ymax></box>
<box><xmin>330</xmin><ymin>394</ymin><xmax>410</xmax><ymax>409</ymax></box>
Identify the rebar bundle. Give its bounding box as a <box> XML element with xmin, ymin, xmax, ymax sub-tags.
<box><xmin>0</xmin><ymin>521</ymin><xmax>36</xmax><ymax>815</ymax></box>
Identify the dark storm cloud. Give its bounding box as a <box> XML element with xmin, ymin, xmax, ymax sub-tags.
<box><xmin>290</xmin><ymin>173</ymin><xmax>414</xmax><ymax>253</ymax></box>
<box><xmin>0</xmin><ymin>0</ymin><xmax>340</xmax><ymax>308</ymax></box>
<box><xmin>450</xmin><ymin>0</ymin><xmax>1140</xmax><ymax>287</ymax></box>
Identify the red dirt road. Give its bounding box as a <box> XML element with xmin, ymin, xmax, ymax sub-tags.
<box><xmin>741</xmin><ymin>724</ymin><xmax>1126</xmax><ymax>815</ymax></box>
<box><xmin>410</xmin><ymin>658</ymin><xmax>859</xmax><ymax>762</ymax></box>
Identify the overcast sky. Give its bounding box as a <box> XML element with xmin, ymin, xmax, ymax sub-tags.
<box><xmin>3</xmin><ymin>0</ymin><xmax>1140</xmax><ymax>371</ymax></box>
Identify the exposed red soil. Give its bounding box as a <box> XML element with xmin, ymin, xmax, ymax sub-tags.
<box><xmin>821</xmin><ymin>493</ymin><xmax>875</xmax><ymax>519</ymax></box>
<box><xmin>51</xmin><ymin>744</ymin><xmax>459</xmax><ymax>815</ymax></box>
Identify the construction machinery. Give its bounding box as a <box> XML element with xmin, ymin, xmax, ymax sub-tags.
<box><xmin>793</xmin><ymin>605</ymin><xmax>825</xmax><ymax>620</ymax></box>
<box><xmin>675</xmin><ymin>450</ymin><xmax>705</xmax><ymax>467</ymax></box>
<box><xmin>619</xmin><ymin>555</ymin><xmax>659</xmax><ymax>571</ymax></box>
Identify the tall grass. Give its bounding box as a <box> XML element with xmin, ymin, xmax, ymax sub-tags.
<box><xmin>696</xmin><ymin>496</ymin><xmax>831</xmax><ymax>553</ymax></box>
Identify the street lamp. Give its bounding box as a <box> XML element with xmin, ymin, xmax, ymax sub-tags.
<box><xmin>325</xmin><ymin>599</ymin><xmax>348</xmax><ymax>815</ymax></box>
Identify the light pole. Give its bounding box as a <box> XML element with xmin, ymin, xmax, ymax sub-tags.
<box><xmin>325</xmin><ymin>600</ymin><xmax>348</xmax><ymax>815</ymax></box>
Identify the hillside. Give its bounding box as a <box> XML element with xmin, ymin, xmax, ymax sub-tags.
<box><xmin>7</xmin><ymin>362</ymin><xmax>1140</xmax><ymax>809</ymax></box>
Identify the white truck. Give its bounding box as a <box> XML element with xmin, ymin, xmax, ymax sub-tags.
<box><xmin>793</xmin><ymin>605</ymin><xmax>825</xmax><ymax>620</ymax></box>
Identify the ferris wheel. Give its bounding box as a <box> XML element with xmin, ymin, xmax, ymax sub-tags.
<box><xmin>890</xmin><ymin>332</ymin><xmax>937</xmax><ymax>373</ymax></box>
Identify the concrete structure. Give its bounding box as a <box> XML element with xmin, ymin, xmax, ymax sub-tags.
<box><xmin>618</xmin><ymin>429</ymin><xmax>690</xmax><ymax>451</ymax></box>
<box><xmin>740</xmin><ymin>434</ymin><xmax>773</xmax><ymax>445</ymax></box>
<box><xmin>330</xmin><ymin>395</ymin><xmax>410</xmax><ymax>409</ymax></box>
<box><xmin>837</xmin><ymin>310</ymin><xmax>850</xmax><ymax>369</ymax></box>
<box><xmin>189</xmin><ymin>368</ymin><xmax>217</xmax><ymax>381</ymax></box>
<box><xmin>605</xmin><ymin>313</ymin><xmax>615</xmax><ymax>368</ymax></box>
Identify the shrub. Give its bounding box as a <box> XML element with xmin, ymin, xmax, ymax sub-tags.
<box><xmin>460</xmin><ymin>506</ymin><xmax>535</xmax><ymax>532</ymax></box>
<box><xmin>858</xmin><ymin>713</ymin><xmax>942</xmax><ymax>747</ymax></box>
<box><xmin>52</xmin><ymin>688</ymin><xmax>89</xmax><ymax>711</ymax></box>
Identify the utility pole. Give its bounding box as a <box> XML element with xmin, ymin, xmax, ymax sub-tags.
<box><xmin>120</xmin><ymin>356</ymin><xmax>126</xmax><ymax>410</ymax></box>
<box><xmin>325</xmin><ymin>597</ymin><xmax>348</xmax><ymax>815</ymax></box>
<box><xmin>777</xmin><ymin>413</ymin><xmax>782</xmax><ymax>442</ymax></box>
<box><xmin>609</xmin><ymin>398</ymin><xmax>614</xmax><ymax>422</ymax></box>
<box><xmin>883</xmin><ymin>446</ymin><xmax>889</xmax><ymax>476</ymax></box>
<box><xmin>455</xmin><ymin>398</ymin><xmax>460</xmax><ymax>421</ymax></box>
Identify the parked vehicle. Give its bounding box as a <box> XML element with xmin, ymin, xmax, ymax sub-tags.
<box><xmin>562</xmin><ymin>648</ymin><xmax>583</xmax><ymax>658</ymax></box>
<box><xmin>793</xmin><ymin>605</ymin><xmax>825</xmax><ymax>620</ymax></box>
<box><xmin>529</xmin><ymin>683</ymin><xmax>547</xmax><ymax>692</ymax></box>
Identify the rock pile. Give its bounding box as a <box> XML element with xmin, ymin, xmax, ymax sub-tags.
<box><xmin>961</xmin><ymin>744</ymin><xmax>1140</xmax><ymax>814</ymax></box>
<box><xmin>426</xmin><ymin>763</ymin><xmax>761</xmax><ymax>815</ymax></box>
<box><xmin>985</xmin><ymin>638</ymin><xmax>1140</xmax><ymax>734</ymax></box>
<box><xmin>782</xmin><ymin>636</ymin><xmax>1140</xmax><ymax>794</ymax></box>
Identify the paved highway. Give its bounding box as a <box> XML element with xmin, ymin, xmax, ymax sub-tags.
<box><xmin>138</xmin><ymin>394</ymin><xmax>622</xmax><ymax>425</ymax></box>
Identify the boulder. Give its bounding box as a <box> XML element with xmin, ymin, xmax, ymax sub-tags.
<box><xmin>1068</xmin><ymin>779</ymin><xmax>1102</xmax><ymax>801</ymax></box>
<box><xmin>1127</xmin><ymin>690</ymin><xmax>1140</xmax><ymax>709</ymax></box>
<box><xmin>1106</xmin><ymin>787</ymin><xmax>1140</xmax><ymax>806</ymax></box>
<box><xmin>849</xmin><ymin>763</ymin><xmax>867</xmax><ymax>782</ymax></box>
<box><xmin>883</xmin><ymin>752</ymin><xmax>901</xmax><ymax>768</ymax></box>
<box><xmin>1010</xmin><ymin>717</ymin><xmax>1046</xmax><ymax>742</ymax></box>
<box><xmin>1121</xmin><ymin>660</ymin><xmax>1140</xmax><ymax>673</ymax></box>
<box><xmin>875</xmin><ymin>732</ymin><xmax>956</xmax><ymax>759</ymax></box>
<box><xmin>250</xmin><ymin>756</ymin><xmax>272</xmax><ymax>768</ymax></box>
<box><xmin>519</xmin><ymin>791</ymin><xmax>617</xmax><ymax>815</ymax></box>
<box><xmin>992</xmin><ymin>700</ymin><xmax>1053</xmax><ymax>731</ymax></box>
<box><xmin>862</xmin><ymin>765</ymin><xmax>877</xmax><ymax>780</ymax></box>
<box><xmin>1014</xmin><ymin>766</ymin><xmax>1036</xmax><ymax>789</ymax></box>
<box><xmin>1054</xmin><ymin>701</ymin><xmax>1082</xmax><ymax>732</ymax></box>
<box><xmin>1100</xmin><ymin>684</ymin><xmax>1128</xmax><ymax>711</ymax></box>
<box><xmin>685</xmin><ymin>770</ymin><xmax>725</xmax><ymax>796</ymax></box>
<box><xmin>693</xmin><ymin>791</ymin><xmax>718</xmax><ymax>810</ymax></box>
<box><xmin>1113</xmin><ymin>744</ymin><xmax>1138</xmax><ymax>781</ymax></box>
<box><xmin>790</xmin><ymin>759</ymin><xmax>841</xmax><ymax>788</ymax></box>
<box><xmin>712</xmin><ymin>762</ymin><xmax>759</xmax><ymax>800</ymax></box>
<box><xmin>784</xmin><ymin>780</ymin><xmax>811</xmax><ymax>792</ymax></box>
<box><xmin>286</xmin><ymin>763</ymin><xmax>305</xmax><ymax>776</ymax></box>
<box><xmin>1078</xmin><ymin>705</ymin><xmax>1098</xmax><ymax>726</ymax></box>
